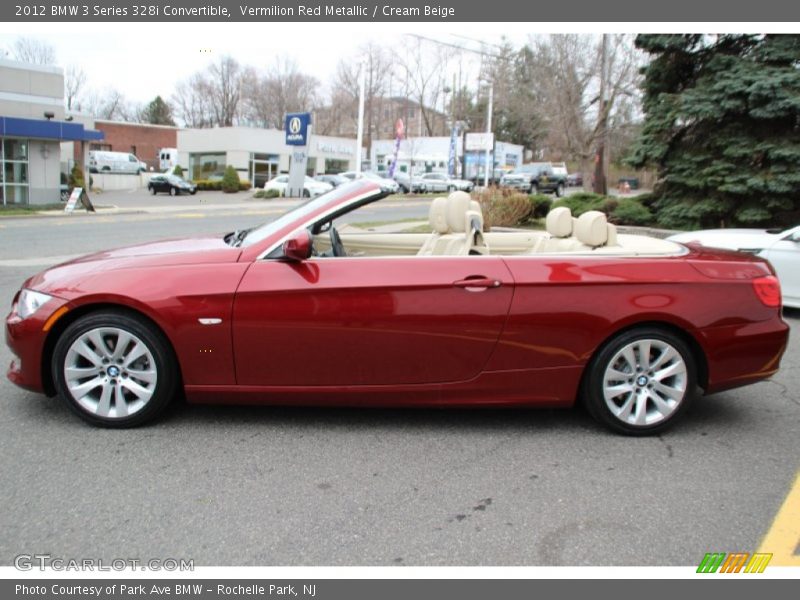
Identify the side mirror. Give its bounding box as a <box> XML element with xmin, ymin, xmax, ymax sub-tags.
<box><xmin>281</xmin><ymin>229</ymin><xmax>312</xmax><ymax>261</ymax></box>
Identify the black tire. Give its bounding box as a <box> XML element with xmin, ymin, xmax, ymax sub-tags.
<box><xmin>149</xmin><ymin>186</ymin><xmax>156</xmax><ymax>195</ymax></box>
<box><xmin>169</xmin><ymin>187</ymin><xmax>177</xmax><ymax>196</ymax></box>
<box><xmin>582</xmin><ymin>327</ymin><xmax>697</xmax><ymax>436</ymax></box>
<box><xmin>190</xmin><ymin>189</ymin><xmax>197</xmax><ymax>195</ymax></box>
<box><xmin>303</xmin><ymin>189</ymin><xmax>311</xmax><ymax>198</ymax></box>
<box><xmin>52</xmin><ymin>310</ymin><xmax>178</xmax><ymax>428</ymax></box>
<box><xmin>447</xmin><ymin>185</ymin><xmax>455</xmax><ymax>193</ymax></box>
<box><xmin>556</xmin><ymin>183</ymin><xmax>565</xmax><ymax>197</ymax></box>
<box><xmin>529</xmin><ymin>183</ymin><xmax>538</xmax><ymax>195</ymax></box>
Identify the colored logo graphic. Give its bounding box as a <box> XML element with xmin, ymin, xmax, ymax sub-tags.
<box><xmin>289</xmin><ymin>117</ymin><xmax>301</xmax><ymax>134</ymax></box>
<box><xmin>696</xmin><ymin>552</ymin><xmax>772</xmax><ymax>573</ymax></box>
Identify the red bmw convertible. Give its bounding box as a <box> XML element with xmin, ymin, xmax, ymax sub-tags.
<box><xmin>5</xmin><ymin>181</ymin><xmax>789</xmax><ymax>434</ymax></box>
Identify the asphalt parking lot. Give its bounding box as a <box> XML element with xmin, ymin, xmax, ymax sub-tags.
<box><xmin>0</xmin><ymin>189</ymin><xmax>798</xmax><ymax>566</ymax></box>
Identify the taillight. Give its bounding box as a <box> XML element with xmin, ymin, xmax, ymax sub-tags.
<box><xmin>752</xmin><ymin>276</ymin><xmax>782</xmax><ymax>307</ymax></box>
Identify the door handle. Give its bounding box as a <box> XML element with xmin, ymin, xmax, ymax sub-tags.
<box><xmin>453</xmin><ymin>277</ymin><xmax>502</xmax><ymax>290</ymax></box>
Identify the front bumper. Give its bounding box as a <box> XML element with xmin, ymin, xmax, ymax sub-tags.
<box><xmin>5</xmin><ymin>297</ymin><xmax>69</xmax><ymax>394</ymax></box>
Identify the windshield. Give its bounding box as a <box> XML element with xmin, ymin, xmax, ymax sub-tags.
<box><xmin>239</xmin><ymin>183</ymin><xmax>375</xmax><ymax>248</ymax></box>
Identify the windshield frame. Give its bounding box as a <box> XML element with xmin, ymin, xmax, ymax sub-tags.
<box><xmin>237</xmin><ymin>180</ymin><xmax>385</xmax><ymax>253</ymax></box>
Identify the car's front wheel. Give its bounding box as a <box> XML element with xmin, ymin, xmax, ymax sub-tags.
<box><xmin>556</xmin><ymin>183</ymin><xmax>565</xmax><ymax>197</ymax></box>
<box><xmin>149</xmin><ymin>186</ymin><xmax>156</xmax><ymax>195</ymax></box>
<box><xmin>52</xmin><ymin>310</ymin><xmax>178</xmax><ymax>427</ymax></box>
<box><xmin>169</xmin><ymin>187</ymin><xmax>177</xmax><ymax>196</ymax></box>
<box><xmin>583</xmin><ymin>327</ymin><xmax>697</xmax><ymax>435</ymax></box>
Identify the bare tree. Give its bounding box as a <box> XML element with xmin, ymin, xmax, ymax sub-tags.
<box><xmin>173</xmin><ymin>75</ymin><xmax>214</xmax><ymax>128</ymax></box>
<box><xmin>398</xmin><ymin>37</ymin><xmax>455</xmax><ymax>137</ymax></box>
<box><xmin>241</xmin><ymin>56</ymin><xmax>318</xmax><ymax>129</ymax></box>
<box><xmin>11</xmin><ymin>37</ymin><xmax>56</xmax><ymax>64</ymax></box>
<box><xmin>64</xmin><ymin>65</ymin><xmax>86</xmax><ymax>111</ymax></box>
<box><xmin>329</xmin><ymin>43</ymin><xmax>393</xmax><ymax>153</ymax></box>
<box><xmin>81</xmin><ymin>88</ymin><xmax>141</xmax><ymax>122</ymax></box>
<box><xmin>172</xmin><ymin>56</ymin><xmax>243</xmax><ymax>127</ymax></box>
<box><xmin>523</xmin><ymin>34</ymin><xmax>641</xmax><ymax>181</ymax></box>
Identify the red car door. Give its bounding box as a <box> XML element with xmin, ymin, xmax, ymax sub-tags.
<box><xmin>232</xmin><ymin>257</ymin><xmax>514</xmax><ymax>386</ymax></box>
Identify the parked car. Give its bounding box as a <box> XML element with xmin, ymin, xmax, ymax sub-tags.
<box><xmin>420</xmin><ymin>172</ymin><xmax>473</xmax><ymax>193</ymax></box>
<box><xmin>6</xmin><ymin>181</ymin><xmax>789</xmax><ymax>434</ymax></box>
<box><xmin>339</xmin><ymin>171</ymin><xmax>400</xmax><ymax>194</ymax></box>
<box><xmin>88</xmin><ymin>151</ymin><xmax>147</xmax><ymax>174</ymax></box>
<box><xmin>668</xmin><ymin>225</ymin><xmax>800</xmax><ymax>308</ymax></box>
<box><xmin>314</xmin><ymin>174</ymin><xmax>349</xmax><ymax>188</ymax></box>
<box><xmin>501</xmin><ymin>162</ymin><xmax>566</xmax><ymax>196</ymax></box>
<box><xmin>264</xmin><ymin>175</ymin><xmax>333</xmax><ymax>198</ymax></box>
<box><xmin>393</xmin><ymin>171</ymin><xmax>428</xmax><ymax>193</ymax></box>
<box><xmin>147</xmin><ymin>175</ymin><xmax>197</xmax><ymax>196</ymax></box>
<box><xmin>567</xmin><ymin>172</ymin><xmax>584</xmax><ymax>187</ymax></box>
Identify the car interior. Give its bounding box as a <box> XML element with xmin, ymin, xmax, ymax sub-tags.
<box><xmin>309</xmin><ymin>191</ymin><xmax>684</xmax><ymax>258</ymax></box>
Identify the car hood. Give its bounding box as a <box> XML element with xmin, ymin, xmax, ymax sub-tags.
<box><xmin>25</xmin><ymin>234</ymin><xmax>242</xmax><ymax>295</ymax></box>
<box><xmin>668</xmin><ymin>228</ymin><xmax>781</xmax><ymax>251</ymax></box>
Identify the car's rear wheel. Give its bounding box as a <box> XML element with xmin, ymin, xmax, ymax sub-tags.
<box><xmin>529</xmin><ymin>183</ymin><xmax>538</xmax><ymax>195</ymax></box>
<box><xmin>52</xmin><ymin>311</ymin><xmax>178</xmax><ymax>428</ymax></box>
<box><xmin>556</xmin><ymin>183</ymin><xmax>565</xmax><ymax>197</ymax></box>
<box><xmin>303</xmin><ymin>189</ymin><xmax>311</xmax><ymax>198</ymax></box>
<box><xmin>583</xmin><ymin>327</ymin><xmax>697</xmax><ymax>435</ymax></box>
<box><xmin>149</xmin><ymin>186</ymin><xmax>156</xmax><ymax>195</ymax></box>
<box><xmin>169</xmin><ymin>187</ymin><xmax>177</xmax><ymax>196</ymax></box>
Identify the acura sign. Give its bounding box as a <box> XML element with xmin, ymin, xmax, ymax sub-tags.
<box><xmin>285</xmin><ymin>112</ymin><xmax>311</xmax><ymax>146</ymax></box>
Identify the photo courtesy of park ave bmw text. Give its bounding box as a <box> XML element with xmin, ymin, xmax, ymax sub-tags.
<box><xmin>0</xmin><ymin>0</ymin><xmax>799</xmax><ymax>596</ymax></box>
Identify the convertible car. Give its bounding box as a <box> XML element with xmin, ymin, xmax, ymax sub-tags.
<box><xmin>5</xmin><ymin>181</ymin><xmax>789</xmax><ymax>434</ymax></box>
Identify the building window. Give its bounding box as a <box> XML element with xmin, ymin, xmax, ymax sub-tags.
<box><xmin>189</xmin><ymin>153</ymin><xmax>226</xmax><ymax>181</ymax></box>
<box><xmin>324</xmin><ymin>159</ymin><xmax>349</xmax><ymax>174</ymax></box>
<box><xmin>1</xmin><ymin>138</ymin><xmax>29</xmax><ymax>205</ymax></box>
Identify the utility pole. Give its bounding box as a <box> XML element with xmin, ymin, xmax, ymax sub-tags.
<box><xmin>593</xmin><ymin>34</ymin><xmax>608</xmax><ymax>195</ymax></box>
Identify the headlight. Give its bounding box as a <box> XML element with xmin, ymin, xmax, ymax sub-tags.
<box><xmin>16</xmin><ymin>289</ymin><xmax>53</xmax><ymax>319</ymax></box>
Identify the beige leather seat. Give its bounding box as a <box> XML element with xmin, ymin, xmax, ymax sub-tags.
<box><xmin>573</xmin><ymin>210</ymin><xmax>618</xmax><ymax>248</ymax></box>
<box><xmin>417</xmin><ymin>191</ymin><xmax>489</xmax><ymax>255</ymax></box>
<box><xmin>531</xmin><ymin>206</ymin><xmax>584</xmax><ymax>252</ymax></box>
<box><xmin>417</xmin><ymin>196</ymin><xmax>450</xmax><ymax>256</ymax></box>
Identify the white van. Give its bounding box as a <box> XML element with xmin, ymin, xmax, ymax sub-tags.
<box><xmin>88</xmin><ymin>151</ymin><xmax>147</xmax><ymax>174</ymax></box>
<box><xmin>158</xmin><ymin>148</ymin><xmax>178</xmax><ymax>171</ymax></box>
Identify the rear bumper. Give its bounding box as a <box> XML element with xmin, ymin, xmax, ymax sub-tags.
<box><xmin>699</xmin><ymin>317</ymin><xmax>790</xmax><ymax>394</ymax></box>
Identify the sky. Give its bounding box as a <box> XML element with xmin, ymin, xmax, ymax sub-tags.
<box><xmin>0</xmin><ymin>23</ymin><xmax>538</xmax><ymax>105</ymax></box>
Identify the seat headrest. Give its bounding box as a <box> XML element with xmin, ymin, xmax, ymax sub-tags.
<box><xmin>546</xmin><ymin>206</ymin><xmax>573</xmax><ymax>238</ymax></box>
<box><xmin>446</xmin><ymin>191</ymin><xmax>473</xmax><ymax>233</ymax></box>
<box><xmin>428</xmin><ymin>197</ymin><xmax>449</xmax><ymax>234</ymax></box>
<box><xmin>574</xmin><ymin>210</ymin><xmax>609</xmax><ymax>247</ymax></box>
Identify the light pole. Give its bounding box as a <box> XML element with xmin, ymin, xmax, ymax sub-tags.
<box><xmin>355</xmin><ymin>61</ymin><xmax>366</xmax><ymax>175</ymax></box>
<box><xmin>484</xmin><ymin>83</ymin><xmax>493</xmax><ymax>188</ymax></box>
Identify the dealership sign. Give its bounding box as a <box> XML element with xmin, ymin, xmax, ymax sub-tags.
<box><xmin>465</xmin><ymin>132</ymin><xmax>494</xmax><ymax>151</ymax></box>
<box><xmin>285</xmin><ymin>112</ymin><xmax>311</xmax><ymax>146</ymax></box>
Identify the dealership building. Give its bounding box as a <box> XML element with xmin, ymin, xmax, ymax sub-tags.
<box><xmin>370</xmin><ymin>136</ymin><xmax>525</xmax><ymax>179</ymax></box>
<box><xmin>177</xmin><ymin>127</ymin><xmax>358</xmax><ymax>188</ymax></box>
<box><xmin>0</xmin><ymin>58</ymin><xmax>103</xmax><ymax>205</ymax></box>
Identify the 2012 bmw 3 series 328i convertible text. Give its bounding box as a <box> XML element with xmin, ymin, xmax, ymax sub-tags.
<box><xmin>5</xmin><ymin>181</ymin><xmax>790</xmax><ymax>434</ymax></box>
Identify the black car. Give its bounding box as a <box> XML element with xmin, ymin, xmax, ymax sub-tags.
<box><xmin>314</xmin><ymin>174</ymin><xmax>348</xmax><ymax>188</ymax></box>
<box><xmin>148</xmin><ymin>175</ymin><xmax>197</xmax><ymax>196</ymax></box>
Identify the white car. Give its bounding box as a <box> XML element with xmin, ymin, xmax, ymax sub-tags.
<box><xmin>264</xmin><ymin>175</ymin><xmax>333</xmax><ymax>198</ymax></box>
<box><xmin>668</xmin><ymin>226</ymin><xmax>800</xmax><ymax>308</ymax></box>
<box><xmin>420</xmin><ymin>172</ymin><xmax>473</xmax><ymax>193</ymax></box>
<box><xmin>340</xmin><ymin>171</ymin><xmax>400</xmax><ymax>194</ymax></box>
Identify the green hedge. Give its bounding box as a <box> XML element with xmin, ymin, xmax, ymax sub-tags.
<box><xmin>252</xmin><ymin>189</ymin><xmax>281</xmax><ymax>199</ymax></box>
<box><xmin>193</xmin><ymin>179</ymin><xmax>252</xmax><ymax>191</ymax></box>
<box><xmin>553</xmin><ymin>193</ymin><xmax>655</xmax><ymax>227</ymax></box>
